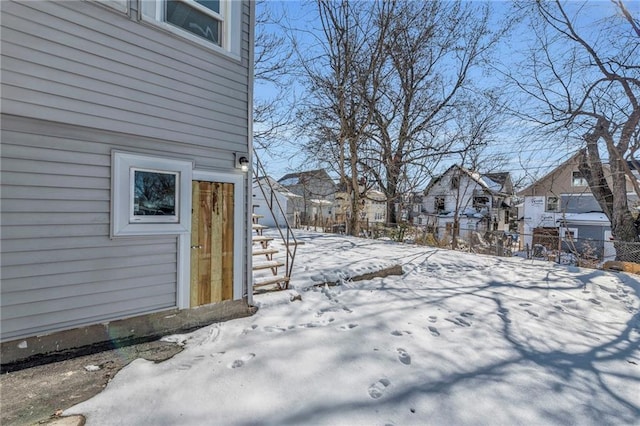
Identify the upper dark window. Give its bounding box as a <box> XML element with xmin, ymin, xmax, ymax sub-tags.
<box><xmin>572</xmin><ymin>171</ymin><xmax>588</xmax><ymax>187</ymax></box>
<box><xmin>166</xmin><ymin>0</ymin><xmax>222</xmax><ymax>46</ymax></box>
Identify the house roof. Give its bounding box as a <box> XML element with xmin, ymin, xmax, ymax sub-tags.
<box><xmin>517</xmin><ymin>152</ymin><xmax>582</xmax><ymax>196</ymax></box>
<box><xmin>278</xmin><ymin>169</ymin><xmax>333</xmax><ymax>187</ymax></box>
<box><xmin>557</xmin><ymin>212</ymin><xmax>611</xmax><ymax>226</ymax></box>
<box><xmin>253</xmin><ymin>176</ymin><xmax>301</xmax><ymax>198</ymax></box>
<box><xmin>424</xmin><ymin>165</ymin><xmax>513</xmax><ymax>197</ymax></box>
<box><xmin>518</xmin><ymin>152</ymin><xmax>640</xmax><ymax>197</ymax></box>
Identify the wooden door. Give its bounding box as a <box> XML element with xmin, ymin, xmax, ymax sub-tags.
<box><xmin>190</xmin><ymin>181</ymin><xmax>234</xmax><ymax>306</ymax></box>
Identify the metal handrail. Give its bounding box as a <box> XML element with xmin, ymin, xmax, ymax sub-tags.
<box><xmin>252</xmin><ymin>148</ymin><xmax>297</xmax><ymax>289</ymax></box>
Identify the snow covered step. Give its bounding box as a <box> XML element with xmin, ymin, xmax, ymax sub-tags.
<box><xmin>252</xmin><ymin>260</ymin><xmax>285</xmax><ymax>271</ymax></box>
<box><xmin>254</xmin><ymin>275</ymin><xmax>289</xmax><ymax>288</ymax></box>
<box><xmin>252</xmin><ymin>223</ymin><xmax>268</xmax><ymax>231</ymax></box>
<box><xmin>252</xmin><ymin>235</ymin><xmax>274</xmax><ymax>244</ymax></box>
<box><xmin>252</xmin><ymin>213</ymin><xmax>264</xmax><ymax>219</ymax></box>
<box><xmin>252</xmin><ymin>247</ymin><xmax>279</xmax><ymax>256</ymax></box>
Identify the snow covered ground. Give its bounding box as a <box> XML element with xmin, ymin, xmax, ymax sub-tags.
<box><xmin>67</xmin><ymin>231</ymin><xmax>640</xmax><ymax>425</ymax></box>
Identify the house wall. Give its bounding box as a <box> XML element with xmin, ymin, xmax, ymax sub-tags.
<box><xmin>1</xmin><ymin>0</ymin><xmax>253</xmax><ymax>342</ymax></box>
<box><xmin>423</xmin><ymin>174</ymin><xmax>479</xmax><ymax>215</ymax></box>
<box><xmin>560</xmin><ymin>225</ymin><xmax>608</xmax><ymax>258</ymax></box>
<box><xmin>519</xmin><ymin>156</ymin><xmax>592</xmax><ymax>198</ymax></box>
<box><xmin>252</xmin><ymin>186</ymin><xmax>288</xmax><ymax>228</ymax></box>
<box><xmin>281</xmin><ymin>173</ymin><xmax>336</xmax><ymax>223</ymax></box>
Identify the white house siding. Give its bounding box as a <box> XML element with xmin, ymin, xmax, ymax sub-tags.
<box><xmin>0</xmin><ymin>0</ymin><xmax>252</xmax><ymax>341</ymax></box>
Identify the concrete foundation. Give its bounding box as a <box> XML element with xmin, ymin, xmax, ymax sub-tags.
<box><xmin>1</xmin><ymin>299</ymin><xmax>257</xmax><ymax>372</ymax></box>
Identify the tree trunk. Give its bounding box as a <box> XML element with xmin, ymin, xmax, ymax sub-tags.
<box><xmin>579</xmin><ymin>123</ymin><xmax>639</xmax><ymax>261</ymax></box>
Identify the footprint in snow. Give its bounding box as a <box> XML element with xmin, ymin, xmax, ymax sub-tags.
<box><xmin>428</xmin><ymin>316</ymin><xmax>437</xmax><ymax>323</ymax></box>
<box><xmin>264</xmin><ymin>326</ymin><xmax>286</xmax><ymax>333</ymax></box>
<box><xmin>227</xmin><ymin>353</ymin><xmax>255</xmax><ymax>369</ymax></box>
<box><xmin>390</xmin><ymin>330</ymin><xmax>411</xmax><ymax>336</ymax></box>
<box><xmin>525</xmin><ymin>310</ymin><xmax>539</xmax><ymax>318</ymax></box>
<box><xmin>177</xmin><ymin>355</ymin><xmax>205</xmax><ymax>370</ymax></box>
<box><xmin>338</xmin><ymin>323</ymin><xmax>359</xmax><ymax>331</ymax></box>
<box><xmin>368</xmin><ymin>378</ymin><xmax>391</xmax><ymax>399</ymax></box>
<box><xmin>589</xmin><ymin>298</ymin><xmax>602</xmax><ymax>306</ymax></box>
<box><xmin>396</xmin><ymin>348</ymin><xmax>411</xmax><ymax>365</ymax></box>
<box><xmin>446</xmin><ymin>317</ymin><xmax>471</xmax><ymax>327</ymax></box>
<box><xmin>519</xmin><ymin>302</ymin><xmax>532</xmax><ymax>307</ymax></box>
<box><xmin>242</xmin><ymin>324</ymin><xmax>258</xmax><ymax>334</ymax></box>
<box><xmin>428</xmin><ymin>326</ymin><xmax>440</xmax><ymax>336</ymax></box>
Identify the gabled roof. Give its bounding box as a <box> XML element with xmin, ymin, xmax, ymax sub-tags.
<box><xmin>278</xmin><ymin>169</ymin><xmax>334</xmax><ymax>187</ymax></box>
<box><xmin>424</xmin><ymin>165</ymin><xmax>513</xmax><ymax>197</ymax></box>
<box><xmin>517</xmin><ymin>152</ymin><xmax>582</xmax><ymax>196</ymax></box>
<box><xmin>518</xmin><ymin>152</ymin><xmax>639</xmax><ymax>196</ymax></box>
<box><xmin>253</xmin><ymin>176</ymin><xmax>301</xmax><ymax>198</ymax></box>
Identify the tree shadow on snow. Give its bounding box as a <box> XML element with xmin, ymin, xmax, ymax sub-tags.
<box><xmin>246</xmin><ymin>263</ymin><xmax>640</xmax><ymax>426</ymax></box>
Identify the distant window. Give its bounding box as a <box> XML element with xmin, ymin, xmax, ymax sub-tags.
<box><xmin>572</xmin><ymin>171</ymin><xmax>588</xmax><ymax>187</ymax></box>
<box><xmin>546</xmin><ymin>196</ymin><xmax>559</xmax><ymax>212</ymax></box>
<box><xmin>141</xmin><ymin>0</ymin><xmax>241</xmax><ymax>55</ymax></box>
<box><xmin>473</xmin><ymin>196</ymin><xmax>489</xmax><ymax>210</ymax></box>
<box><xmin>562</xmin><ymin>227</ymin><xmax>578</xmax><ymax>240</ymax></box>
<box><xmin>435</xmin><ymin>196</ymin><xmax>445</xmax><ymax>214</ymax></box>
<box><xmin>451</xmin><ymin>175</ymin><xmax>460</xmax><ymax>190</ymax></box>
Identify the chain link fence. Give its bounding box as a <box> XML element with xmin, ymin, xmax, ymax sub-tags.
<box><xmin>320</xmin><ymin>222</ymin><xmax>640</xmax><ymax>269</ymax></box>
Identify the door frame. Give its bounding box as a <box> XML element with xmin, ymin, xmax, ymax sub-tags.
<box><xmin>177</xmin><ymin>170</ymin><xmax>245</xmax><ymax>308</ymax></box>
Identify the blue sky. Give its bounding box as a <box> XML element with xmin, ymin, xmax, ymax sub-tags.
<box><xmin>253</xmin><ymin>0</ymin><xmax>639</xmax><ymax>189</ymax></box>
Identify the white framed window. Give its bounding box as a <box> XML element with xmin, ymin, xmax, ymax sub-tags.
<box><xmin>572</xmin><ymin>171</ymin><xmax>588</xmax><ymax>187</ymax></box>
<box><xmin>112</xmin><ymin>151</ymin><xmax>193</xmax><ymax>237</ymax></box>
<box><xmin>140</xmin><ymin>0</ymin><xmax>242</xmax><ymax>57</ymax></box>
<box><xmin>561</xmin><ymin>227</ymin><xmax>578</xmax><ymax>240</ymax></box>
<box><xmin>546</xmin><ymin>196</ymin><xmax>559</xmax><ymax>212</ymax></box>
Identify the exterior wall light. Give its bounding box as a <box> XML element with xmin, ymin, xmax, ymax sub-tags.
<box><xmin>235</xmin><ymin>153</ymin><xmax>250</xmax><ymax>172</ymax></box>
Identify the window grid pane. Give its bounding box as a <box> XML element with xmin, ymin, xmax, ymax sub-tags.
<box><xmin>166</xmin><ymin>0</ymin><xmax>222</xmax><ymax>45</ymax></box>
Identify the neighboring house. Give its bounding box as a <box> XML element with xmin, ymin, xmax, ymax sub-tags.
<box><xmin>420</xmin><ymin>165</ymin><xmax>514</xmax><ymax>239</ymax></box>
<box><xmin>363</xmin><ymin>189</ymin><xmax>387</xmax><ymax>224</ymax></box>
<box><xmin>252</xmin><ymin>176</ymin><xmax>301</xmax><ymax>228</ymax></box>
<box><xmin>334</xmin><ymin>185</ymin><xmax>387</xmax><ymax>225</ymax></box>
<box><xmin>517</xmin><ymin>153</ymin><xmax>639</xmax><ymax>257</ymax></box>
<box><xmin>398</xmin><ymin>192</ymin><xmax>425</xmax><ymax>224</ymax></box>
<box><xmin>1</xmin><ymin>0</ymin><xmax>255</xmax><ymax>366</ymax></box>
<box><xmin>278</xmin><ymin>169</ymin><xmax>337</xmax><ymax>225</ymax></box>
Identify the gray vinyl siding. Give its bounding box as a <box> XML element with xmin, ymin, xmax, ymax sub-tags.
<box><xmin>0</xmin><ymin>118</ymin><xmax>182</xmax><ymax>340</ymax></box>
<box><xmin>0</xmin><ymin>0</ymin><xmax>252</xmax><ymax>340</ymax></box>
<box><xmin>1</xmin><ymin>0</ymin><xmax>250</xmax><ymax>153</ymax></box>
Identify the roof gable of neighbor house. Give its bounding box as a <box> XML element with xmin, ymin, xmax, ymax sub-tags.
<box><xmin>517</xmin><ymin>152</ymin><xmax>583</xmax><ymax>197</ymax></box>
<box><xmin>518</xmin><ymin>152</ymin><xmax>639</xmax><ymax>197</ymax></box>
<box><xmin>253</xmin><ymin>176</ymin><xmax>301</xmax><ymax>199</ymax></box>
<box><xmin>278</xmin><ymin>169</ymin><xmax>336</xmax><ymax>197</ymax></box>
<box><xmin>424</xmin><ymin>165</ymin><xmax>513</xmax><ymax>197</ymax></box>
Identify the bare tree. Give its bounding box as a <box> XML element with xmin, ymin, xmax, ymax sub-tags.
<box><xmin>300</xmin><ymin>1</ymin><xmax>506</xmax><ymax>226</ymax></box>
<box><xmin>253</xmin><ymin>1</ymin><xmax>295</xmax><ymax>152</ymax></box>
<box><xmin>506</xmin><ymin>0</ymin><xmax>640</xmax><ymax>259</ymax></box>
<box><xmin>298</xmin><ymin>0</ymin><xmax>392</xmax><ymax>236</ymax></box>
<box><xmin>359</xmin><ymin>1</ymin><xmax>506</xmax><ymax>225</ymax></box>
